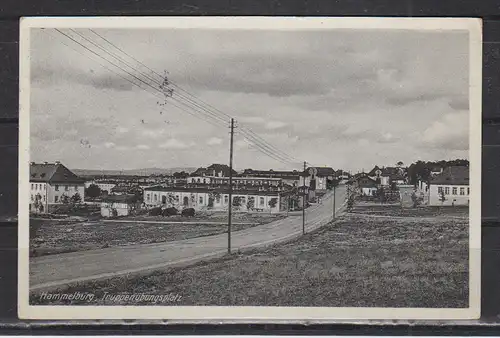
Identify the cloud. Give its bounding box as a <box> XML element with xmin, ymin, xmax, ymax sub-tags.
<box><xmin>448</xmin><ymin>96</ymin><xmax>470</xmax><ymax>111</ymax></box>
<box><xmin>235</xmin><ymin>139</ymin><xmax>252</xmax><ymax>150</ymax></box>
<box><xmin>238</xmin><ymin>116</ymin><xmax>266</xmax><ymax>124</ymax></box>
<box><xmin>141</xmin><ymin>129</ymin><xmax>166</xmax><ymax>139</ymax></box>
<box><xmin>115</xmin><ymin>145</ymin><xmax>130</xmax><ymax>151</ymax></box>
<box><xmin>207</xmin><ymin>137</ymin><xmax>223</xmax><ymax>146</ymax></box>
<box><xmin>136</xmin><ymin>144</ymin><xmax>150</xmax><ymax>150</ymax></box>
<box><xmin>421</xmin><ymin>112</ymin><xmax>469</xmax><ymax>150</ymax></box>
<box><xmin>265</xmin><ymin>121</ymin><xmax>287</xmax><ymax>130</ymax></box>
<box><xmin>159</xmin><ymin>138</ymin><xmax>193</xmax><ymax>150</ymax></box>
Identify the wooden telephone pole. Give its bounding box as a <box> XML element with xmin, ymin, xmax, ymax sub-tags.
<box><xmin>302</xmin><ymin>161</ymin><xmax>306</xmax><ymax>235</ymax></box>
<box><xmin>228</xmin><ymin>118</ymin><xmax>235</xmax><ymax>254</ymax></box>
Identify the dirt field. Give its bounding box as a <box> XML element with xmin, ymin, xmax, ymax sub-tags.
<box><xmin>30</xmin><ymin>212</ymin><xmax>285</xmax><ymax>257</ymax></box>
<box><xmin>31</xmin><ymin>204</ymin><xmax>468</xmax><ymax>308</ymax></box>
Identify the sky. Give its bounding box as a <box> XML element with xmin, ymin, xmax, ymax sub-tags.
<box><xmin>29</xmin><ymin>27</ymin><xmax>470</xmax><ymax>172</ymax></box>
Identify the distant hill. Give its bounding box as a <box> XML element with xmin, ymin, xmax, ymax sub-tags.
<box><xmin>72</xmin><ymin>167</ymin><xmax>197</xmax><ymax>177</ymax></box>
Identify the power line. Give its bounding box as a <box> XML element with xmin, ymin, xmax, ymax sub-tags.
<box><xmin>55</xmin><ymin>29</ymin><xmax>227</xmax><ymax>128</ymax></box>
<box><xmin>48</xmin><ymin>30</ymin><xmax>227</xmax><ymax>130</ymax></box>
<box><xmin>85</xmin><ymin>29</ymin><xmax>300</xmax><ymax>165</ymax></box>
<box><xmin>56</xmin><ymin>28</ymin><xmax>305</xmax><ymax>167</ymax></box>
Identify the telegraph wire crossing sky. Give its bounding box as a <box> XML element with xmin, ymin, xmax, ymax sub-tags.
<box><xmin>30</xmin><ymin>28</ymin><xmax>470</xmax><ymax>172</ymax></box>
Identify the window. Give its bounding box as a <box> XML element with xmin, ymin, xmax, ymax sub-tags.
<box><xmin>452</xmin><ymin>187</ymin><xmax>457</xmax><ymax>195</ymax></box>
<box><xmin>54</xmin><ymin>196</ymin><xmax>59</xmax><ymax>203</ymax></box>
<box><xmin>55</xmin><ymin>185</ymin><xmax>59</xmax><ymax>191</ymax></box>
<box><xmin>43</xmin><ymin>195</ymin><xmax>45</xmax><ymax>201</ymax></box>
<box><xmin>259</xmin><ymin>197</ymin><xmax>265</xmax><ymax>206</ymax></box>
<box><xmin>444</xmin><ymin>187</ymin><xmax>450</xmax><ymax>195</ymax></box>
<box><xmin>65</xmin><ymin>185</ymin><xmax>69</xmax><ymax>191</ymax></box>
<box><xmin>224</xmin><ymin>195</ymin><xmax>229</xmax><ymax>204</ymax></box>
<box><xmin>31</xmin><ymin>184</ymin><xmax>34</xmax><ymax>190</ymax></box>
<box><xmin>438</xmin><ymin>187</ymin><xmax>443</xmax><ymax>194</ymax></box>
<box><xmin>216</xmin><ymin>195</ymin><xmax>221</xmax><ymax>203</ymax></box>
<box><xmin>74</xmin><ymin>185</ymin><xmax>78</xmax><ymax>190</ymax></box>
<box><xmin>467</xmin><ymin>187</ymin><xmax>470</xmax><ymax>195</ymax></box>
<box><xmin>460</xmin><ymin>187</ymin><xmax>465</xmax><ymax>195</ymax></box>
<box><xmin>241</xmin><ymin>197</ymin><xmax>246</xmax><ymax>204</ymax></box>
<box><xmin>31</xmin><ymin>194</ymin><xmax>33</xmax><ymax>201</ymax></box>
<box><xmin>175</xmin><ymin>195</ymin><xmax>179</xmax><ymax>202</ymax></box>
<box><xmin>199</xmin><ymin>196</ymin><xmax>204</xmax><ymax>204</ymax></box>
<box><xmin>154</xmin><ymin>194</ymin><xmax>157</xmax><ymax>202</ymax></box>
<box><xmin>146</xmin><ymin>194</ymin><xmax>150</xmax><ymax>202</ymax></box>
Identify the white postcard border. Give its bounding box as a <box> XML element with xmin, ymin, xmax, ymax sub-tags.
<box><xmin>18</xmin><ymin>16</ymin><xmax>482</xmax><ymax>322</ymax></box>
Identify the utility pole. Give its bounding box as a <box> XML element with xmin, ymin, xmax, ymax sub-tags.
<box><xmin>302</xmin><ymin>161</ymin><xmax>306</xmax><ymax>235</ymax></box>
<box><xmin>332</xmin><ymin>184</ymin><xmax>336</xmax><ymax>220</ymax></box>
<box><xmin>228</xmin><ymin>118</ymin><xmax>235</xmax><ymax>254</ymax></box>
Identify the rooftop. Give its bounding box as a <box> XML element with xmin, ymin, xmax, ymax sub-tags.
<box><xmin>30</xmin><ymin>162</ymin><xmax>85</xmax><ymax>184</ymax></box>
<box><xmin>430</xmin><ymin>166</ymin><xmax>469</xmax><ymax>185</ymax></box>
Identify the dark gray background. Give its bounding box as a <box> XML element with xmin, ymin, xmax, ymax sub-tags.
<box><xmin>0</xmin><ymin>0</ymin><xmax>499</xmax><ymax>333</ymax></box>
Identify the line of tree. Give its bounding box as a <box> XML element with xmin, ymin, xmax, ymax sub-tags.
<box><xmin>407</xmin><ymin>159</ymin><xmax>469</xmax><ymax>186</ymax></box>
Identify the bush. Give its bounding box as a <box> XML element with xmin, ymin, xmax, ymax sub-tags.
<box><xmin>181</xmin><ymin>208</ymin><xmax>195</xmax><ymax>217</ymax></box>
<box><xmin>162</xmin><ymin>207</ymin><xmax>178</xmax><ymax>216</ymax></box>
<box><xmin>149</xmin><ymin>207</ymin><xmax>162</xmax><ymax>216</ymax></box>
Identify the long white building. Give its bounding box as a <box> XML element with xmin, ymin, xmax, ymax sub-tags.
<box><xmin>143</xmin><ymin>186</ymin><xmax>283</xmax><ymax>212</ymax></box>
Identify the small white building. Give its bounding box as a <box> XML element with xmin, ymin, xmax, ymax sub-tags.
<box><xmin>100</xmin><ymin>194</ymin><xmax>138</xmax><ymax>217</ymax></box>
<box><xmin>30</xmin><ymin>161</ymin><xmax>85</xmax><ymax>213</ymax></box>
<box><xmin>428</xmin><ymin>166</ymin><xmax>469</xmax><ymax>206</ymax></box>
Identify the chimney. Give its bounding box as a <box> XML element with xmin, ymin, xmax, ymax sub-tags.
<box><xmin>55</xmin><ymin>161</ymin><xmax>61</xmax><ymax>165</ymax></box>
<box><xmin>30</xmin><ymin>161</ymin><xmax>35</xmax><ymax>165</ymax></box>
<box><xmin>43</xmin><ymin>161</ymin><xmax>48</xmax><ymax>165</ymax></box>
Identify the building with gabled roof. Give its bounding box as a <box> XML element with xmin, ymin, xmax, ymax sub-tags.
<box><xmin>428</xmin><ymin>165</ymin><xmax>469</xmax><ymax>206</ymax></box>
<box><xmin>368</xmin><ymin>165</ymin><xmax>407</xmax><ymax>186</ymax></box>
<box><xmin>30</xmin><ymin>161</ymin><xmax>85</xmax><ymax>213</ymax></box>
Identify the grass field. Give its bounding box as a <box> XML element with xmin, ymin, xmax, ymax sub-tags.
<box><xmin>31</xmin><ymin>204</ymin><xmax>468</xmax><ymax>308</ymax></box>
<box><xmin>30</xmin><ymin>212</ymin><xmax>285</xmax><ymax>257</ymax></box>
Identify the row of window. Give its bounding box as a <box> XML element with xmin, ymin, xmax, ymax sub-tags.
<box><xmin>30</xmin><ymin>195</ymin><xmax>61</xmax><ymax>203</ymax></box>
<box><xmin>190</xmin><ymin>178</ymin><xmax>281</xmax><ymax>186</ymax></box>
<box><xmin>54</xmin><ymin>185</ymin><xmax>80</xmax><ymax>192</ymax></box>
<box><xmin>437</xmin><ymin>186</ymin><xmax>469</xmax><ymax>196</ymax></box>
<box><xmin>31</xmin><ymin>183</ymin><xmax>80</xmax><ymax>192</ymax></box>
<box><xmin>146</xmin><ymin>194</ymin><xmax>268</xmax><ymax>207</ymax></box>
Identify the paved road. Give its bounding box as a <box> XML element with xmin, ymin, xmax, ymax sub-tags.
<box><xmin>30</xmin><ymin>186</ymin><xmax>347</xmax><ymax>291</ymax></box>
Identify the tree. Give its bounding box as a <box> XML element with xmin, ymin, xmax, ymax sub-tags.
<box><xmin>268</xmin><ymin>197</ymin><xmax>278</xmax><ymax>209</ymax></box>
<box><xmin>377</xmin><ymin>187</ymin><xmax>386</xmax><ymax>203</ymax></box>
<box><xmin>167</xmin><ymin>192</ymin><xmax>175</xmax><ymax>206</ymax></box>
<box><xmin>439</xmin><ymin>189</ymin><xmax>446</xmax><ymax>205</ymax></box>
<box><xmin>70</xmin><ymin>192</ymin><xmax>82</xmax><ymax>205</ymax></box>
<box><xmin>327</xmin><ymin>178</ymin><xmax>340</xmax><ymax>190</ymax></box>
<box><xmin>410</xmin><ymin>190</ymin><xmax>420</xmax><ymax>208</ymax></box>
<box><xmin>33</xmin><ymin>193</ymin><xmax>43</xmax><ymax>213</ymax></box>
<box><xmin>397</xmin><ymin>161</ymin><xmax>404</xmax><ymax>167</ymax></box>
<box><xmin>85</xmin><ymin>184</ymin><xmax>101</xmax><ymax>199</ymax></box>
<box><xmin>232</xmin><ymin>196</ymin><xmax>242</xmax><ymax>209</ymax></box>
<box><xmin>246</xmin><ymin>197</ymin><xmax>255</xmax><ymax>211</ymax></box>
<box><xmin>61</xmin><ymin>194</ymin><xmax>70</xmax><ymax>204</ymax></box>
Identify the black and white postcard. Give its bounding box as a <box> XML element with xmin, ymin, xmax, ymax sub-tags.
<box><xmin>18</xmin><ymin>17</ymin><xmax>482</xmax><ymax>322</ymax></box>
